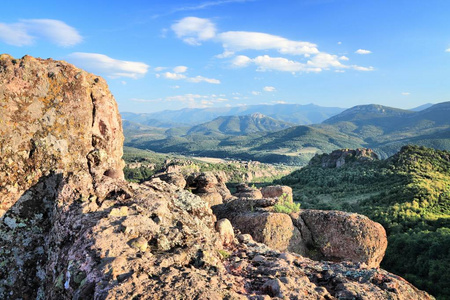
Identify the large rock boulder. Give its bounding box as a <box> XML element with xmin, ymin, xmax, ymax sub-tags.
<box><xmin>232</xmin><ymin>183</ymin><xmax>263</xmax><ymax>199</ymax></box>
<box><xmin>0</xmin><ymin>54</ymin><xmax>124</xmax><ymax>217</ymax></box>
<box><xmin>261</xmin><ymin>185</ymin><xmax>293</xmax><ymax>200</ymax></box>
<box><xmin>185</xmin><ymin>171</ymin><xmax>232</xmax><ymax>205</ymax></box>
<box><xmin>232</xmin><ymin>212</ymin><xmax>305</xmax><ymax>253</ymax></box>
<box><xmin>0</xmin><ymin>55</ymin><xmax>432</xmax><ymax>300</ymax></box>
<box><xmin>298</xmin><ymin>209</ymin><xmax>388</xmax><ymax>268</ymax></box>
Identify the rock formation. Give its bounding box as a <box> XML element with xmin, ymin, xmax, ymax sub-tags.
<box><xmin>215</xmin><ymin>187</ymin><xmax>387</xmax><ymax>268</ymax></box>
<box><xmin>185</xmin><ymin>171</ymin><xmax>232</xmax><ymax>206</ymax></box>
<box><xmin>310</xmin><ymin>148</ymin><xmax>379</xmax><ymax>168</ymax></box>
<box><xmin>0</xmin><ymin>55</ymin><xmax>434</xmax><ymax>299</ymax></box>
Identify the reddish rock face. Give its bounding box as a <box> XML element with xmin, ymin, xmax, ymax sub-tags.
<box><xmin>0</xmin><ymin>54</ymin><xmax>124</xmax><ymax>216</ymax></box>
<box><xmin>299</xmin><ymin>209</ymin><xmax>388</xmax><ymax>268</ymax></box>
<box><xmin>261</xmin><ymin>185</ymin><xmax>293</xmax><ymax>200</ymax></box>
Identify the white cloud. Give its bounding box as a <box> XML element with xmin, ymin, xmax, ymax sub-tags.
<box><xmin>163</xmin><ymin>72</ymin><xmax>187</xmax><ymax>80</ymax></box>
<box><xmin>251</xmin><ymin>55</ymin><xmax>321</xmax><ymax>73</ymax></box>
<box><xmin>307</xmin><ymin>53</ymin><xmax>345</xmax><ymax>69</ymax></box>
<box><xmin>67</xmin><ymin>52</ymin><xmax>149</xmax><ymax>79</ymax></box>
<box><xmin>0</xmin><ymin>19</ymin><xmax>82</xmax><ymax>47</ymax></box>
<box><xmin>187</xmin><ymin>75</ymin><xmax>221</xmax><ymax>84</ymax></box>
<box><xmin>218</xmin><ymin>31</ymin><xmax>318</xmax><ymax>56</ymax></box>
<box><xmin>171</xmin><ymin>85</ymin><xmax>181</xmax><ymax>89</ymax></box>
<box><xmin>401</xmin><ymin>92</ymin><xmax>410</xmax><ymax>96</ymax></box>
<box><xmin>263</xmin><ymin>86</ymin><xmax>276</xmax><ymax>92</ymax></box>
<box><xmin>154</xmin><ymin>66</ymin><xmax>167</xmax><ymax>72</ymax></box>
<box><xmin>446</xmin><ymin>48</ymin><xmax>450</xmax><ymax>52</ymax></box>
<box><xmin>233</xmin><ymin>54</ymin><xmax>372</xmax><ymax>74</ymax></box>
<box><xmin>232</xmin><ymin>55</ymin><xmax>252</xmax><ymax>67</ymax></box>
<box><xmin>171</xmin><ymin>17</ymin><xmax>216</xmax><ymax>45</ymax></box>
<box><xmin>337</xmin><ymin>41</ymin><xmax>342</xmax><ymax>45</ymax></box>
<box><xmin>173</xmin><ymin>65</ymin><xmax>188</xmax><ymax>73</ymax></box>
<box><xmin>351</xmin><ymin>65</ymin><xmax>374</xmax><ymax>71</ymax></box>
<box><xmin>273</xmin><ymin>100</ymin><xmax>287</xmax><ymax>104</ymax></box>
<box><xmin>170</xmin><ymin>17</ymin><xmax>374</xmax><ymax>75</ymax></box>
<box><xmin>355</xmin><ymin>49</ymin><xmax>372</xmax><ymax>55</ymax></box>
<box><xmin>157</xmin><ymin>67</ymin><xmax>220</xmax><ymax>84</ymax></box>
<box><xmin>251</xmin><ymin>91</ymin><xmax>261</xmax><ymax>95</ymax></box>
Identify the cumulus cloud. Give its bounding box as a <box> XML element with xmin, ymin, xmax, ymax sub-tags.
<box><xmin>307</xmin><ymin>53</ymin><xmax>345</xmax><ymax>69</ymax></box>
<box><xmin>446</xmin><ymin>48</ymin><xmax>450</xmax><ymax>52</ymax></box>
<box><xmin>251</xmin><ymin>91</ymin><xmax>261</xmax><ymax>95</ymax></box>
<box><xmin>156</xmin><ymin>66</ymin><xmax>220</xmax><ymax>84</ymax></box>
<box><xmin>351</xmin><ymin>65</ymin><xmax>374</xmax><ymax>71</ymax></box>
<box><xmin>218</xmin><ymin>31</ymin><xmax>319</xmax><ymax>56</ymax></box>
<box><xmin>237</xmin><ymin>55</ymin><xmax>321</xmax><ymax>73</ymax></box>
<box><xmin>67</xmin><ymin>52</ymin><xmax>149</xmax><ymax>79</ymax></box>
<box><xmin>0</xmin><ymin>19</ymin><xmax>82</xmax><ymax>47</ymax></box>
<box><xmin>187</xmin><ymin>76</ymin><xmax>220</xmax><ymax>84</ymax></box>
<box><xmin>171</xmin><ymin>17</ymin><xmax>216</xmax><ymax>45</ymax></box>
<box><xmin>171</xmin><ymin>17</ymin><xmax>374</xmax><ymax>74</ymax></box>
<box><xmin>233</xmin><ymin>54</ymin><xmax>372</xmax><ymax>73</ymax></box>
<box><xmin>162</xmin><ymin>72</ymin><xmax>187</xmax><ymax>80</ymax></box>
<box><xmin>355</xmin><ymin>49</ymin><xmax>372</xmax><ymax>54</ymax></box>
<box><xmin>173</xmin><ymin>65</ymin><xmax>188</xmax><ymax>73</ymax></box>
<box><xmin>263</xmin><ymin>86</ymin><xmax>276</xmax><ymax>92</ymax></box>
<box><xmin>401</xmin><ymin>92</ymin><xmax>410</xmax><ymax>96</ymax></box>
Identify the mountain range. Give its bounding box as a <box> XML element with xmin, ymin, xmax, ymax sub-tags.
<box><xmin>124</xmin><ymin>101</ymin><xmax>450</xmax><ymax>165</ymax></box>
<box><xmin>122</xmin><ymin>103</ymin><xmax>345</xmax><ymax>127</ymax></box>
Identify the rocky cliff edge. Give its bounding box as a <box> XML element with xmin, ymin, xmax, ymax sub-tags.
<box><xmin>0</xmin><ymin>55</ymin><xmax>433</xmax><ymax>299</ymax></box>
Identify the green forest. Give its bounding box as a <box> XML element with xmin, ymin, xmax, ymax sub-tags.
<box><xmin>276</xmin><ymin>145</ymin><xmax>450</xmax><ymax>299</ymax></box>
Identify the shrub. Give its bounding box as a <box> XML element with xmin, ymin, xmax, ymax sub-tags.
<box><xmin>273</xmin><ymin>193</ymin><xmax>301</xmax><ymax>214</ymax></box>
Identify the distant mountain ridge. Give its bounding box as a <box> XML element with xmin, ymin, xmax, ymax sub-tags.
<box><xmin>124</xmin><ymin>101</ymin><xmax>450</xmax><ymax>165</ymax></box>
<box><xmin>122</xmin><ymin>103</ymin><xmax>346</xmax><ymax>127</ymax></box>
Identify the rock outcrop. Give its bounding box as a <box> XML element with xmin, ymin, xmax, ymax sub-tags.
<box><xmin>0</xmin><ymin>55</ymin><xmax>433</xmax><ymax>299</ymax></box>
<box><xmin>261</xmin><ymin>185</ymin><xmax>293</xmax><ymax>200</ymax></box>
<box><xmin>310</xmin><ymin>148</ymin><xmax>379</xmax><ymax>168</ymax></box>
<box><xmin>233</xmin><ymin>183</ymin><xmax>263</xmax><ymax>199</ymax></box>
<box><xmin>215</xmin><ymin>188</ymin><xmax>387</xmax><ymax>268</ymax></box>
<box><xmin>295</xmin><ymin>210</ymin><xmax>388</xmax><ymax>268</ymax></box>
<box><xmin>185</xmin><ymin>171</ymin><xmax>232</xmax><ymax>206</ymax></box>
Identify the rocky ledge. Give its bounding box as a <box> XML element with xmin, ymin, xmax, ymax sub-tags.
<box><xmin>0</xmin><ymin>55</ymin><xmax>433</xmax><ymax>299</ymax></box>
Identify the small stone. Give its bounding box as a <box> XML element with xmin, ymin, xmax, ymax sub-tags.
<box><xmin>109</xmin><ymin>206</ymin><xmax>129</xmax><ymax>217</ymax></box>
<box><xmin>215</xmin><ymin>218</ymin><xmax>234</xmax><ymax>246</ymax></box>
<box><xmin>130</xmin><ymin>237</ymin><xmax>148</xmax><ymax>252</ymax></box>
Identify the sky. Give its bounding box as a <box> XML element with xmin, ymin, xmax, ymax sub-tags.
<box><xmin>1</xmin><ymin>0</ymin><xmax>450</xmax><ymax>113</ymax></box>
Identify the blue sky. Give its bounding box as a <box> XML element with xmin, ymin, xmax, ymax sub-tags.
<box><xmin>1</xmin><ymin>0</ymin><xmax>450</xmax><ymax>113</ymax></box>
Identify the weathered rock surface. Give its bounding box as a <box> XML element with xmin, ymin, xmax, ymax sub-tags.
<box><xmin>261</xmin><ymin>185</ymin><xmax>293</xmax><ymax>200</ymax></box>
<box><xmin>0</xmin><ymin>53</ymin><xmax>124</xmax><ymax>217</ymax></box>
<box><xmin>233</xmin><ymin>183</ymin><xmax>263</xmax><ymax>199</ymax></box>
<box><xmin>215</xmin><ymin>197</ymin><xmax>387</xmax><ymax>268</ymax></box>
<box><xmin>310</xmin><ymin>148</ymin><xmax>379</xmax><ymax>168</ymax></box>
<box><xmin>154</xmin><ymin>172</ymin><xmax>186</xmax><ymax>189</ymax></box>
<box><xmin>0</xmin><ymin>55</ymin><xmax>433</xmax><ymax>300</ymax></box>
<box><xmin>185</xmin><ymin>171</ymin><xmax>232</xmax><ymax>205</ymax></box>
<box><xmin>298</xmin><ymin>209</ymin><xmax>388</xmax><ymax>268</ymax></box>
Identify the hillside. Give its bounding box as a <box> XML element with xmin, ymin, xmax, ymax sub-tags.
<box><xmin>275</xmin><ymin>145</ymin><xmax>450</xmax><ymax>299</ymax></box>
<box><xmin>123</xmin><ymin>103</ymin><xmax>345</xmax><ymax>126</ymax></box>
<box><xmin>186</xmin><ymin>113</ymin><xmax>294</xmax><ymax>135</ymax></box>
